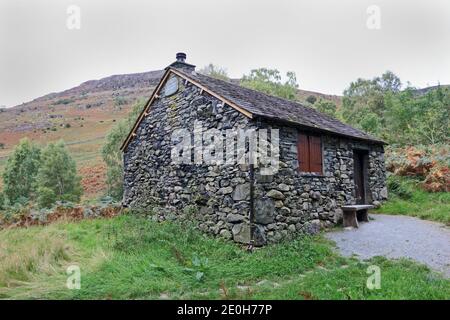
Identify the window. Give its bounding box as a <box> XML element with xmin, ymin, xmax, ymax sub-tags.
<box><xmin>297</xmin><ymin>133</ymin><xmax>323</xmax><ymax>173</ymax></box>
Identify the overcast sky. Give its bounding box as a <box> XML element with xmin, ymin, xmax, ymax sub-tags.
<box><xmin>0</xmin><ymin>0</ymin><xmax>449</xmax><ymax>107</ymax></box>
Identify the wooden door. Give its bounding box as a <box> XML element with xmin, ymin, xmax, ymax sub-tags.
<box><xmin>353</xmin><ymin>150</ymin><xmax>368</xmax><ymax>204</ymax></box>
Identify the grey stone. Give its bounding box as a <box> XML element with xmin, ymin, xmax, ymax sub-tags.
<box><xmin>280</xmin><ymin>207</ymin><xmax>291</xmax><ymax>215</ymax></box>
<box><xmin>227</xmin><ymin>213</ymin><xmax>245</xmax><ymax>223</ymax></box>
<box><xmin>219</xmin><ymin>229</ymin><xmax>232</xmax><ymax>239</ymax></box>
<box><xmin>232</xmin><ymin>183</ymin><xmax>250</xmax><ymax>201</ymax></box>
<box><xmin>380</xmin><ymin>187</ymin><xmax>388</xmax><ymax>199</ymax></box>
<box><xmin>274</xmin><ymin>200</ymin><xmax>284</xmax><ymax>208</ymax></box>
<box><xmin>278</xmin><ymin>183</ymin><xmax>290</xmax><ymax>192</ymax></box>
<box><xmin>305</xmin><ymin>219</ymin><xmax>321</xmax><ymax>235</ymax></box>
<box><xmin>311</xmin><ymin>191</ymin><xmax>321</xmax><ymax>200</ymax></box>
<box><xmin>288</xmin><ymin>224</ymin><xmax>296</xmax><ymax>233</ymax></box>
<box><xmin>218</xmin><ymin>186</ymin><xmax>233</xmax><ymax>195</ymax></box>
<box><xmin>266</xmin><ymin>189</ymin><xmax>285</xmax><ymax>200</ymax></box>
<box><xmin>255</xmin><ymin>198</ymin><xmax>275</xmax><ymax>224</ymax></box>
<box><xmin>232</xmin><ymin>223</ymin><xmax>250</xmax><ymax>243</ymax></box>
<box><xmin>231</xmin><ymin>223</ymin><xmax>266</xmax><ymax>246</ymax></box>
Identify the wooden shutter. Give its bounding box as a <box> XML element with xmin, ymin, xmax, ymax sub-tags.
<box><xmin>309</xmin><ymin>136</ymin><xmax>323</xmax><ymax>173</ymax></box>
<box><xmin>297</xmin><ymin>133</ymin><xmax>310</xmax><ymax>172</ymax></box>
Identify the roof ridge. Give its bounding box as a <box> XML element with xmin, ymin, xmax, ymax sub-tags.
<box><xmin>183</xmin><ymin>68</ymin><xmax>313</xmax><ymax>109</ymax></box>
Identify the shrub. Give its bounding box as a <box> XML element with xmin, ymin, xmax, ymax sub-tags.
<box><xmin>0</xmin><ymin>192</ymin><xmax>5</xmax><ymax>210</ymax></box>
<box><xmin>198</xmin><ymin>64</ymin><xmax>230</xmax><ymax>81</ymax></box>
<box><xmin>37</xmin><ymin>187</ymin><xmax>56</xmax><ymax>209</ymax></box>
<box><xmin>53</xmin><ymin>98</ymin><xmax>74</xmax><ymax>105</ymax></box>
<box><xmin>387</xmin><ymin>175</ymin><xmax>413</xmax><ymax>199</ymax></box>
<box><xmin>102</xmin><ymin>99</ymin><xmax>145</xmax><ymax>200</ymax></box>
<box><xmin>306</xmin><ymin>95</ymin><xmax>317</xmax><ymax>104</ymax></box>
<box><xmin>315</xmin><ymin>99</ymin><xmax>337</xmax><ymax>117</ymax></box>
<box><xmin>114</xmin><ymin>96</ymin><xmax>128</xmax><ymax>107</ymax></box>
<box><xmin>386</xmin><ymin>145</ymin><xmax>449</xmax><ymax>192</ymax></box>
<box><xmin>241</xmin><ymin>68</ymin><xmax>299</xmax><ymax>101</ymax></box>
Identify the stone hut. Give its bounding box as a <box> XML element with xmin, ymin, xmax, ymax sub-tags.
<box><xmin>121</xmin><ymin>53</ymin><xmax>387</xmax><ymax>245</ymax></box>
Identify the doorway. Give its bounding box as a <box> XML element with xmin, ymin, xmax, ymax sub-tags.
<box><xmin>353</xmin><ymin>149</ymin><xmax>369</xmax><ymax>204</ymax></box>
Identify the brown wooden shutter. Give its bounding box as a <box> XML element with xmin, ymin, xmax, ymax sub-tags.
<box><xmin>297</xmin><ymin>133</ymin><xmax>310</xmax><ymax>172</ymax></box>
<box><xmin>309</xmin><ymin>136</ymin><xmax>323</xmax><ymax>173</ymax></box>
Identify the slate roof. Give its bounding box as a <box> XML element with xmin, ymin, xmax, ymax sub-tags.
<box><xmin>175</xmin><ymin>68</ymin><xmax>385</xmax><ymax>144</ymax></box>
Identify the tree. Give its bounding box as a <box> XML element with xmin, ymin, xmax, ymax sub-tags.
<box><xmin>102</xmin><ymin>98</ymin><xmax>145</xmax><ymax>200</ymax></box>
<box><xmin>306</xmin><ymin>95</ymin><xmax>317</xmax><ymax>104</ymax></box>
<box><xmin>385</xmin><ymin>86</ymin><xmax>450</xmax><ymax>145</ymax></box>
<box><xmin>241</xmin><ymin>68</ymin><xmax>299</xmax><ymax>101</ymax></box>
<box><xmin>2</xmin><ymin>138</ymin><xmax>41</xmax><ymax>203</ymax></box>
<box><xmin>36</xmin><ymin>140</ymin><xmax>82</xmax><ymax>207</ymax></box>
<box><xmin>341</xmin><ymin>71</ymin><xmax>449</xmax><ymax>145</ymax></box>
<box><xmin>340</xmin><ymin>71</ymin><xmax>402</xmax><ymax>138</ymax></box>
<box><xmin>198</xmin><ymin>64</ymin><xmax>230</xmax><ymax>81</ymax></box>
<box><xmin>314</xmin><ymin>99</ymin><xmax>337</xmax><ymax>118</ymax></box>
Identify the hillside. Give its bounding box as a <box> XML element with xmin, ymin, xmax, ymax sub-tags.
<box><xmin>0</xmin><ymin>69</ymin><xmax>343</xmax><ymax>198</ymax></box>
<box><xmin>0</xmin><ymin>70</ymin><xmax>166</xmax><ymax>197</ymax></box>
<box><xmin>1</xmin><ymin>67</ymin><xmax>444</xmax><ymax>199</ymax></box>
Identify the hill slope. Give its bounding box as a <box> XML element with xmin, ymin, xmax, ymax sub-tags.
<box><xmin>1</xmin><ymin>68</ymin><xmax>442</xmax><ymax>198</ymax></box>
<box><xmin>0</xmin><ymin>69</ymin><xmax>344</xmax><ymax>198</ymax></box>
<box><xmin>0</xmin><ymin>70</ymin><xmax>164</xmax><ymax>197</ymax></box>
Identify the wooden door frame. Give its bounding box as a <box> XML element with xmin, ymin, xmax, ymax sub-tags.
<box><xmin>353</xmin><ymin>149</ymin><xmax>370</xmax><ymax>204</ymax></box>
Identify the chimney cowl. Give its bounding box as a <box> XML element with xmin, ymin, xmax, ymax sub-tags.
<box><xmin>176</xmin><ymin>52</ymin><xmax>186</xmax><ymax>62</ymax></box>
<box><xmin>166</xmin><ymin>52</ymin><xmax>196</xmax><ymax>72</ymax></box>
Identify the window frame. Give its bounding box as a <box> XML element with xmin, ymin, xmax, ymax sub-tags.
<box><xmin>297</xmin><ymin>132</ymin><xmax>324</xmax><ymax>175</ymax></box>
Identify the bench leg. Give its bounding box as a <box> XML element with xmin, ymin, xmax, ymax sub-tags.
<box><xmin>343</xmin><ymin>211</ymin><xmax>359</xmax><ymax>228</ymax></box>
<box><xmin>357</xmin><ymin>209</ymin><xmax>369</xmax><ymax>222</ymax></box>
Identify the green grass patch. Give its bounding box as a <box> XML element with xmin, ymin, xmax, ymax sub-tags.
<box><xmin>0</xmin><ymin>214</ymin><xmax>448</xmax><ymax>300</ymax></box>
<box><xmin>375</xmin><ymin>176</ymin><xmax>450</xmax><ymax>224</ymax></box>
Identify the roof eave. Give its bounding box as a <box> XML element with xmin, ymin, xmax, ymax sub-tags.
<box><xmin>254</xmin><ymin>115</ymin><xmax>387</xmax><ymax>145</ymax></box>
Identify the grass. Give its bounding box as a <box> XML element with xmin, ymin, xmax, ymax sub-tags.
<box><xmin>0</xmin><ymin>219</ymin><xmax>108</xmax><ymax>299</ymax></box>
<box><xmin>0</xmin><ymin>214</ymin><xmax>448</xmax><ymax>300</ymax></box>
<box><xmin>375</xmin><ymin>177</ymin><xmax>450</xmax><ymax>225</ymax></box>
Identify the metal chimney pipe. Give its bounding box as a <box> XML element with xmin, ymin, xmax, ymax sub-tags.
<box><xmin>176</xmin><ymin>52</ymin><xmax>186</xmax><ymax>62</ymax></box>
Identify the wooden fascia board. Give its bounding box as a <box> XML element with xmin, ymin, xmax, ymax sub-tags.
<box><xmin>120</xmin><ymin>69</ymin><xmax>172</xmax><ymax>151</ymax></box>
<box><xmin>120</xmin><ymin>68</ymin><xmax>254</xmax><ymax>151</ymax></box>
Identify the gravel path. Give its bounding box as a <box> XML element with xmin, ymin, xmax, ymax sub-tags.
<box><xmin>326</xmin><ymin>214</ymin><xmax>450</xmax><ymax>277</ymax></box>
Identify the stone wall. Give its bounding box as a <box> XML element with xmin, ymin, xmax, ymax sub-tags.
<box><xmin>123</xmin><ymin>74</ymin><xmax>253</xmax><ymax>241</ymax></box>
<box><xmin>247</xmin><ymin>121</ymin><xmax>387</xmax><ymax>244</ymax></box>
<box><xmin>123</xmin><ymin>73</ymin><xmax>387</xmax><ymax>246</ymax></box>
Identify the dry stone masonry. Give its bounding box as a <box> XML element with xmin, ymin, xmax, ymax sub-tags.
<box><xmin>123</xmin><ymin>58</ymin><xmax>387</xmax><ymax>246</ymax></box>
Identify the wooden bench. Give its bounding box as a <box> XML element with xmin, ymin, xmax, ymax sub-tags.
<box><xmin>342</xmin><ymin>205</ymin><xmax>374</xmax><ymax>228</ymax></box>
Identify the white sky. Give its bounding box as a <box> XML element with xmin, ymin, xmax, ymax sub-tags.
<box><xmin>0</xmin><ymin>0</ymin><xmax>449</xmax><ymax>107</ymax></box>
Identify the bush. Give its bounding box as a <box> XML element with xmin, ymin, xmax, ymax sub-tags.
<box><xmin>314</xmin><ymin>99</ymin><xmax>337</xmax><ymax>117</ymax></box>
<box><xmin>241</xmin><ymin>68</ymin><xmax>299</xmax><ymax>101</ymax></box>
<box><xmin>387</xmin><ymin>175</ymin><xmax>413</xmax><ymax>199</ymax></box>
<box><xmin>102</xmin><ymin>99</ymin><xmax>145</xmax><ymax>200</ymax></box>
<box><xmin>386</xmin><ymin>145</ymin><xmax>449</xmax><ymax>192</ymax></box>
<box><xmin>306</xmin><ymin>95</ymin><xmax>317</xmax><ymax>104</ymax></box>
<box><xmin>114</xmin><ymin>96</ymin><xmax>128</xmax><ymax>107</ymax></box>
<box><xmin>53</xmin><ymin>98</ymin><xmax>74</xmax><ymax>105</ymax></box>
<box><xmin>198</xmin><ymin>64</ymin><xmax>230</xmax><ymax>81</ymax></box>
<box><xmin>0</xmin><ymin>192</ymin><xmax>5</xmax><ymax>210</ymax></box>
<box><xmin>37</xmin><ymin>187</ymin><xmax>56</xmax><ymax>209</ymax></box>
